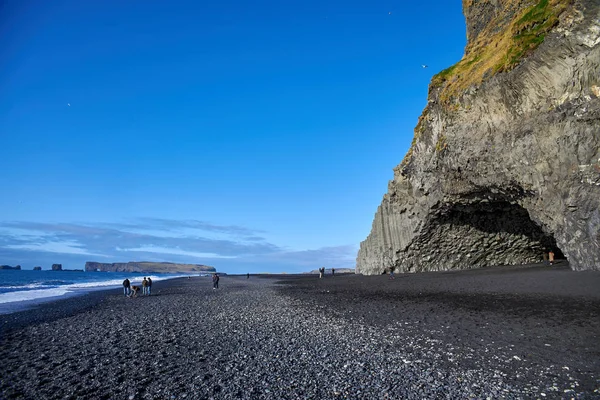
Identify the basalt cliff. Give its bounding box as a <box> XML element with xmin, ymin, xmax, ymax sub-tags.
<box><xmin>85</xmin><ymin>261</ymin><xmax>215</xmax><ymax>273</ymax></box>
<box><xmin>357</xmin><ymin>0</ymin><xmax>600</xmax><ymax>274</ymax></box>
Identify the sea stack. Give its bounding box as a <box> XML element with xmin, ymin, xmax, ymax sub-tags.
<box><xmin>357</xmin><ymin>0</ymin><xmax>600</xmax><ymax>274</ymax></box>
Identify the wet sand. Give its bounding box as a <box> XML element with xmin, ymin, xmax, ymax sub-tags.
<box><xmin>1</xmin><ymin>263</ymin><xmax>599</xmax><ymax>399</ymax></box>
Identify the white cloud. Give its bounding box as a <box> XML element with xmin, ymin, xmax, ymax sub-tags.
<box><xmin>0</xmin><ymin>220</ymin><xmax>358</xmax><ymax>271</ymax></box>
<box><xmin>115</xmin><ymin>246</ymin><xmax>237</xmax><ymax>259</ymax></box>
<box><xmin>5</xmin><ymin>240</ymin><xmax>108</xmax><ymax>257</ymax></box>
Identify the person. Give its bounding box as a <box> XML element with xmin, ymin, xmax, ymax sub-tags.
<box><xmin>212</xmin><ymin>273</ymin><xmax>219</xmax><ymax>289</ymax></box>
<box><xmin>122</xmin><ymin>278</ymin><xmax>131</xmax><ymax>297</ymax></box>
<box><xmin>247</xmin><ymin>273</ymin><xmax>250</xmax><ymax>279</ymax></box>
<box><xmin>146</xmin><ymin>277</ymin><xmax>152</xmax><ymax>295</ymax></box>
<box><xmin>389</xmin><ymin>267</ymin><xmax>395</xmax><ymax>280</ymax></box>
<box><xmin>332</xmin><ymin>268</ymin><xmax>335</xmax><ymax>276</ymax></box>
<box><xmin>319</xmin><ymin>267</ymin><xmax>324</xmax><ymax>279</ymax></box>
<box><xmin>549</xmin><ymin>250</ymin><xmax>555</xmax><ymax>265</ymax></box>
<box><xmin>142</xmin><ymin>277</ymin><xmax>148</xmax><ymax>295</ymax></box>
<box><xmin>129</xmin><ymin>285</ymin><xmax>140</xmax><ymax>298</ymax></box>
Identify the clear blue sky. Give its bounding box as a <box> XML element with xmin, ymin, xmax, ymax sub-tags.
<box><xmin>0</xmin><ymin>0</ymin><xmax>466</xmax><ymax>273</ymax></box>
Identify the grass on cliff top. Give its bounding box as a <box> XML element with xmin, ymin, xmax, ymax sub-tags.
<box><xmin>432</xmin><ymin>0</ymin><xmax>572</xmax><ymax>104</ymax></box>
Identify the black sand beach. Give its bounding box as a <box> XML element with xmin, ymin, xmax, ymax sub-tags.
<box><xmin>1</xmin><ymin>263</ymin><xmax>599</xmax><ymax>399</ymax></box>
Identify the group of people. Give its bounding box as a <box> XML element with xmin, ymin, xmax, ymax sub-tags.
<box><xmin>122</xmin><ymin>277</ymin><xmax>152</xmax><ymax>298</ymax></box>
<box><xmin>318</xmin><ymin>267</ymin><xmax>335</xmax><ymax>278</ymax></box>
<box><xmin>122</xmin><ymin>274</ymin><xmax>222</xmax><ymax>297</ymax></box>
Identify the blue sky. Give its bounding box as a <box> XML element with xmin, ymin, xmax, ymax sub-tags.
<box><xmin>0</xmin><ymin>0</ymin><xmax>466</xmax><ymax>273</ymax></box>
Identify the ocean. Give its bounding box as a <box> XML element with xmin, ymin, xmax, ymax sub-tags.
<box><xmin>0</xmin><ymin>270</ymin><xmax>196</xmax><ymax>315</ymax></box>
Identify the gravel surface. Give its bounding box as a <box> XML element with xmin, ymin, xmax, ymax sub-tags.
<box><xmin>1</xmin><ymin>264</ymin><xmax>599</xmax><ymax>399</ymax></box>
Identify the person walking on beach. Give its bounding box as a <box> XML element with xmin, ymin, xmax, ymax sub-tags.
<box><xmin>247</xmin><ymin>273</ymin><xmax>250</xmax><ymax>279</ymax></box>
<box><xmin>319</xmin><ymin>267</ymin><xmax>324</xmax><ymax>278</ymax></box>
<box><xmin>146</xmin><ymin>277</ymin><xmax>152</xmax><ymax>295</ymax></box>
<box><xmin>549</xmin><ymin>250</ymin><xmax>555</xmax><ymax>265</ymax></box>
<box><xmin>142</xmin><ymin>277</ymin><xmax>148</xmax><ymax>296</ymax></box>
<box><xmin>332</xmin><ymin>268</ymin><xmax>335</xmax><ymax>277</ymax></box>
<box><xmin>122</xmin><ymin>278</ymin><xmax>131</xmax><ymax>297</ymax></box>
<box><xmin>389</xmin><ymin>267</ymin><xmax>395</xmax><ymax>280</ymax></box>
<box><xmin>212</xmin><ymin>273</ymin><xmax>220</xmax><ymax>289</ymax></box>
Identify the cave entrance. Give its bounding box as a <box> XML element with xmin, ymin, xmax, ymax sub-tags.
<box><xmin>423</xmin><ymin>200</ymin><xmax>565</xmax><ymax>267</ymax></box>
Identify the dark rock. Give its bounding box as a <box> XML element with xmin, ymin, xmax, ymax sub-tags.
<box><xmin>33</xmin><ymin>266</ymin><xmax>42</xmax><ymax>271</ymax></box>
<box><xmin>51</xmin><ymin>264</ymin><xmax>62</xmax><ymax>271</ymax></box>
<box><xmin>357</xmin><ymin>0</ymin><xmax>600</xmax><ymax>274</ymax></box>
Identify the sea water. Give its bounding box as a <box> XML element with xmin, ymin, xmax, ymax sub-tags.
<box><xmin>0</xmin><ymin>269</ymin><xmax>193</xmax><ymax>314</ymax></box>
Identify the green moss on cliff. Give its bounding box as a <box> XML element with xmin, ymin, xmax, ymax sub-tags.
<box><xmin>432</xmin><ymin>0</ymin><xmax>571</xmax><ymax>103</ymax></box>
<box><xmin>435</xmin><ymin>134</ymin><xmax>448</xmax><ymax>153</ymax></box>
<box><xmin>501</xmin><ymin>0</ymin><xmax>562</xmax><ymax>69</ymax></box>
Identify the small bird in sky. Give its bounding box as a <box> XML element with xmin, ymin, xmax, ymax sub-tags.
<box><xmin>388</xmin><ymin>11</ymin><xmax>392</xmax><ymax>15</ymax></box>
<box><xmin>421</xmin><ymin>65</ymin><xmax>428</xmax><ymax>68</ymax></box>
<box><xmin>67</xmin><ymin>103</ymin><xmax>71</xmax><ymax>106</ymax></box>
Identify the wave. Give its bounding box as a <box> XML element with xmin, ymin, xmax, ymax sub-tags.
<box><xmin>0</xmin><ymin>287</ymin><xmax>71</xmax><ymax>303</ymax></box>
<box><xmin>0</xmin><ymin>281</ymin><xmax>71</xmax><ymax>290</ymax></box>
<box><xmin>0</xmin><ymin>274</ymin><xmax>188</xmax><ymax>306</ymax></box>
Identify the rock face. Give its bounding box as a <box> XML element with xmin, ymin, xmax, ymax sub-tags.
<box><xmin>357</xmin><ymin>0</ymin><xmax>600</xmax><ymax>274</ymax></box>
<box><xmin>85</xmin><ymin>261</ymin><xmax>216</xmax><ymax>273</ymax></box>
<box><xmin>0</xmin><ymin>265</ymin><xmax>21</xmax><ymax>270</ymax></box>
<box><xmin>51</xmin><ymin>264</ymin><xmax>62</xmax><ymax>271</ymax></box>
<box><xmin>33</xmin><ymin>266</ymin><xmax>42</xmax><ymax>271</ymax></box>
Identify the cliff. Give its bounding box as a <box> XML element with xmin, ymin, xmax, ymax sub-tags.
<box><xmin>85</xmin><ymin>261</ymin><xmax>216</xmax><ymax>273</ymax></box>
<box><xmin>357</xmin><ymin>0</ymin><xmax>600</xmax><ymax>274</ymax></box>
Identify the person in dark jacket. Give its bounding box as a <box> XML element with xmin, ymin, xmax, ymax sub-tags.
<box><xmin>146</xmin><ymin>277</ymin><xmax>152</xmax><ymax>295</ymax></box>
<box><xmin>212</xmin><ymin>273</ymin><xmax>220</xmax><ymax>289</ymax></box>
<box><xmin>123</xmin><ymin>279</ymin><xmax>131</xmax><ymax>297</ymax></box>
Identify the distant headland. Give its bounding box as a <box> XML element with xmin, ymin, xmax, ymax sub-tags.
<box><xmin>85</xmin><ymin>261</ymin><xmax>216</xmax><ymax>273</ymax></box>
